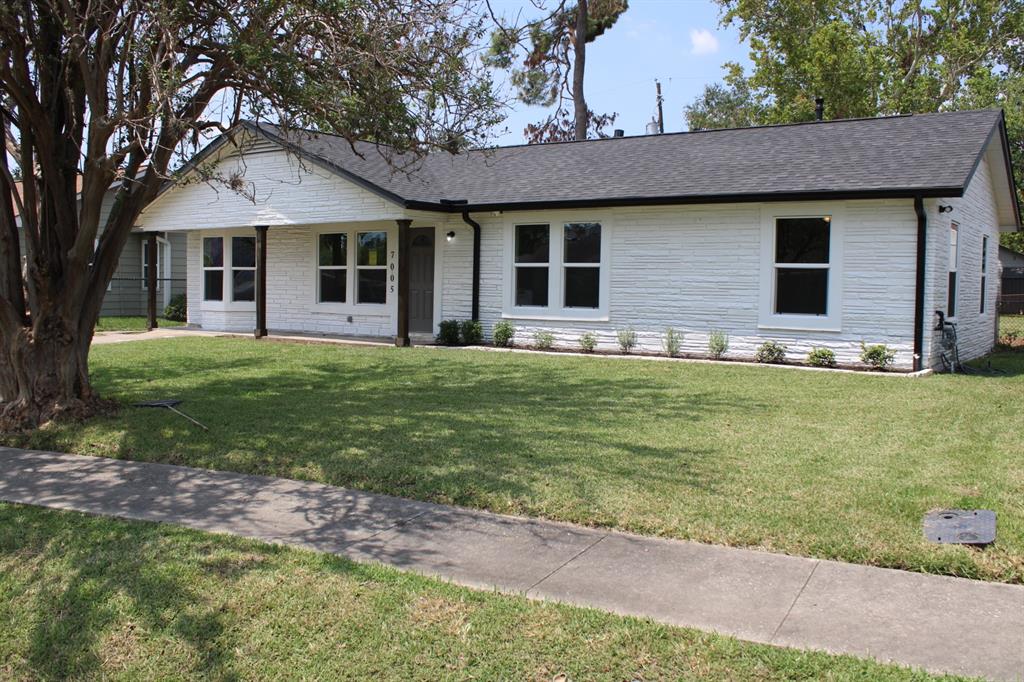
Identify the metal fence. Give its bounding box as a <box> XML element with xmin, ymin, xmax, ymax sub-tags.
<box><xmin>999</xmin><ymin>267</ymin><xmax>1024</xmax><ymax>347</ymax></box>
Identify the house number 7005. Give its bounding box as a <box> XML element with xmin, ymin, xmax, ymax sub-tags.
<box><xmin>389</xmin><ymin>251</ymin><xmax>396</xmax><ymax>292</ymax></box>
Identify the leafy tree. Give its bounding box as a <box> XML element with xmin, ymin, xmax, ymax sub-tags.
<box><xmin>0</xmin><ymin>0</ymin><xmax>501</xmax><ymax>430</ymax></box>
<box><xmin>686</xmin><ymin>0</ymin><xmax>1024</xmax><ymax>202</ymax></box>
<box><xmin>1002</xmin><ymin>231</ymin><xmax>1024</xmax><ymax>253</ymax></box>
<box><xmin>487</xmin><ymin>0</ymin><xmax>627</xmax><ymax>142</ymax></box>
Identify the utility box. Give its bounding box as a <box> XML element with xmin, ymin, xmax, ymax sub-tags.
<box><xmin>923</xmin><ymin>509</ymin><xmax>996</xmax><ymax>545</ymax></box>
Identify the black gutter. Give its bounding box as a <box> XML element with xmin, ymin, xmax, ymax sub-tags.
<box><xmin>442</xmin><ymin>200</ymin><xmax>481</xmax><ymax>321</ymax></box>
<box><xmin>913</xmin><ymin>196</ymin><xmax>928</xmax><ymax>372</ymax></box>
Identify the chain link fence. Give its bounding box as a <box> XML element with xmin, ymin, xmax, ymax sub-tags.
<box><xmin>999</xmin><ymin>266</ymin><xmax>1024</xmax><ymax>348</ymax></box>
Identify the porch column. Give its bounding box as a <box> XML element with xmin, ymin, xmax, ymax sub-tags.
<box><xmin>146</xmin><ymin>233</ymin><xmax>158</xmax><ymax>330</ymax></box>
<box><xmin>254</xmin><ymin>225</ymin><xmax>268</xmax><ymax>339</ymax></box>
<box><xmin>395</xmin><ymin>219</ymin><xmax>412</xmax><ymax>347</ymax></box>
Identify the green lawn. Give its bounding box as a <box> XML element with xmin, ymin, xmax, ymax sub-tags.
<box><xmin>6</xmin><ymin>337</ymin><xmax>1023</xmax><ymax>583</ymax></box>
<box><xmin>95</xmin><ymin>316</ymin><xmax>185</xmax><ymax>332</ymax></box>
<box><xmin>0</xmin><ymin>503</ymin><xmax>966</xmax><ymax>681</ymax></box>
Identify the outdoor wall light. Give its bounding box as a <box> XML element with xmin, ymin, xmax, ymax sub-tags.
<box><xmin>446</xmin><ymin>231</ymin><xmax>456</xmax><ymax>242</ymax></box>
<box><xmin>938</xmin><ymin>205</ymin><xmax>954</xmax><ymax>213</ymax></box>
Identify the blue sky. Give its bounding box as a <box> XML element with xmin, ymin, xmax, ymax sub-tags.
<box><xmin>485</xmin><ymin>0</ymin><xmax>753</xmax><ymax>145</ymax></box>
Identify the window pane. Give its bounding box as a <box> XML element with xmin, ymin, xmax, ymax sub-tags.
<box><xmin>775</xmin><ymin>268</ymin><xmax>827</xmax><ymax>315</ymax></box>
<box><xmin>948</xmin><ymin>271</ymin><xmax>957</xmax><ymax>317</ymax></box>
<box><xmin>233</xmin><ymin>270</ymin><xmax>255</xmax><ymax>301</ymax></box>
<box><xmin>565</xmin><ymin>267</ymin><xmax>599</xmax><ymax>308</ymax></box>
<box><xmin>357</xmin><ymin>232</ymin><xmax>387</xmax><ymax>266</ymax></box>
<box><xmin>357</xmin><ymin>269</ymin><xmax>386</xmax><ymax>304</ymax></box>
<box><xmin>564</xmin><ymin>223</ymin><xmax>601</xmax><ymax>263</ymax></box>
<box><xmin>320</xmin><ymin>269</ymin><xmax>346</xmax><ymax>303</ymax></box>
<box><xmin>515</xmin><ymin>267</ymin><xmax>548</xmax><ymax>306</ymax></box>
<box><xmin>950</xmin><ymin>223</ymin><xmax>959</xmax><ymax>270</ymax></box>
<box><xmin>203</xmin><ymin>237</ymin><xmax>223</xmax><ymax>268</ymax></box>
<box><xmin>980</xmin><ymin>276</ymin><xmax>986</xmax><ymax>314</ymax></box>
<box><xmin>319</xmin><ymin>233</ymin><xmax>347</xmax><ymax>267</ymax></box>
<box><xmin>204</xmin><ymin>270</ymin><xmax>223</xmax><ymax>301</ymax></box>
<box><xmin>516</xmin><ymin>224</ymin><xmax>549</xmax><ymax>263</ymax></box>
<box><xmin>776</xmin><ymin>218</ymin><xmax>830</xmax><ymax>264</ymax></box>
<box><xmin>233</xmin><ymin>236</ymin><xmax>256</xmax><ymax>268</ymax></box>
<box><xmin>981</xmin><ymin>236</ymin><xmax>988</xmax><ymax>273</ymax></box>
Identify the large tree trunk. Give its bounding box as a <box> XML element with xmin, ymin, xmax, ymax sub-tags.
<box><xmin>573</xmin><ymin>0</ymin><xmax>589</xmax><ymax>141</ymax></box>
<box><xmin>0</xmin><ymin>311</ymin><xmax>104</xmax><ymax>432</ymax></box>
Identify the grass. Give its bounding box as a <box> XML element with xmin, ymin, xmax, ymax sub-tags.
<box><xmin>0</xmin><ymin>503</ymin><xmax>967</xmax><ymax>681</ymax></box>
<box><xmin>6</xmin><ymin>337</ymin><xmax>1024</xmax><ymax>584</ymax></box>
<box><xmin>95</xmin><ymin>316</ymin><xmax>185</xmax><ymax>332</ymax></box>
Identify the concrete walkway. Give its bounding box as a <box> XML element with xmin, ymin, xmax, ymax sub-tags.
<box><xmin>1</xmin><ymin>447</ymin><xmax>1021</xmax><ymax>681</ymax></box>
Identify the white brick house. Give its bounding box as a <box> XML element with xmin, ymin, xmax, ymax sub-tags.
<box><xmin>136</xmin><ymin>110</ymin><xmax>1021</xmax><ymax>371</ymax></box>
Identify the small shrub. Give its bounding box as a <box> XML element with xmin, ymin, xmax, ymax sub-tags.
<box><xmin>164</xmin><ymin>294</ymin><xmax>187</xmax><ymax>322</ymax></box>
<box><xmin>460</xmin><ymin>320</ymin><xmax>483</xmax><ymax>345</ymax></box>
<box><xmin>436</xmin><ymin>319</ymin><xmax>461</xmax><ymax>346</ymax></box>
<box><xmin>755</xmin><ymin>340</ymin><xmax>788</xmax><ymax>364</ymax></box>
<box><xmin>492</xmin><ymin>320</ymin><xmax>515</xmax><ymax>348</ymax></box>
<box><xmin>662</xmin><ymin>327</ymin><xmax>682</xmax><ymax>357</ymax></box>
<box><xmin>707</xmin><ymin>330</ymin><xmax>729</xmax><ymax>359</ymax></box>
<box><xmin>533</xmin><ymin>330</ymin><xmax>555</xmax><ymax>350</ymax></box>
<box><xmin>579</xmin><ymin>331</ymin><xmax>598</xmax><ymax>353</ymax></box>
<box><xmin>806</xmin><ymin>347</ymin><xmax>837</xmax><ymax>368</ymax></box>
<box><xmin>860</xmin><ymin>342</ymin><xmax>897</xmax><ymax>370</ymax></box>
<box><xmin>616</xmin><ymin>328</ymin><xmax>637</xmax><ymax>354</ymax></box>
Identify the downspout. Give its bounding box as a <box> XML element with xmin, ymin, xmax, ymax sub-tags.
<box><xmin>913</xmin><ymin>196</ymin><xmax>927</xmax><ymax>372</ymax></box>
<box><xmin>460</xmin><ymin>211</ymin><xmax>481</xmax><ymax>321</ymax></box>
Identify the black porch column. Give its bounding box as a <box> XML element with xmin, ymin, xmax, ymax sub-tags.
<box><xmin>146</xmin><ymin>233</ymin><xmax>158</xmax><ymax>330</ymax></box>
<box><xmin>395</xmin><ymin>219</ymin><xmax>412</xmax><ymax>347</ymax></box>
<box><xmin>255</xmin><ymin>225</ymin><xmax>269</xmax><ymax>339</ymax></box>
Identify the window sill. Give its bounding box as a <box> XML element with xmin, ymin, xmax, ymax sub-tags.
<box><xmin>308</xmin><ymin>303</ymin><xmax>390</xmax><ymax>315</ymax></box>
<box><xmin>757</xmin><ymin>318</ymin><xmax>841</xmax><ymax>333</ymax></box>
<box><xmin>201</xmin><ymin>302</ymin><xmax>256</xmax><ymax>313</ymax></box>
<box><xmin>502</xmin><ymin>310</ymin><xmax>609</xmax><ymax>323</ymax></box>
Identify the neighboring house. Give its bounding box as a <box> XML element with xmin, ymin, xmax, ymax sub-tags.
<box><xmin>136</xmin><ymin>109</ymin><xmax>1021</xmax><ymax>370</ymax></box>
<box><xmin>999</xmin><ymin>245</ymin><xmax>1024</xmax><ymax>316</ymax></box>
<box><xmin>14</xmin><ymin>180</ymin><xmax>186</xmax><ymax>317</ymax></box>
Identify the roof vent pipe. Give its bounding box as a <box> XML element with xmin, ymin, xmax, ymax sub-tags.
<box><xmin>645</xmin><ymin>119</ymin><xmax>661</xmax><ymax>135</ymax></box>
<box><xmin>613</xmin><ymin>129</ymin><xmax>624</xmax><ymax>137</ymax></box>
<box><xmin>815</xmin><ymin>96</ymin><xmax>825</xmax><ymax>121</ymax></box>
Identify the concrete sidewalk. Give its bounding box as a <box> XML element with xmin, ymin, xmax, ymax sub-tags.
<box><xmin>1</xmin><ymin>447</ymin><xmax>1020</xmax><ymax>681</ymax></box>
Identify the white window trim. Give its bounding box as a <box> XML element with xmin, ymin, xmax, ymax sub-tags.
<box><xmin>758</xmin><ymin>205</ymin><xmax>844</xmax><ymax>332</ymax></box>
<box><xmin>356</xmin><ymin>230</ymin><xmax>390</xmax><ymax>306</ymax></box>
<box><xmin>980</xmin><ymin>234</ymin><xmax>988</xmax><ymax>316</ymax></box>
<box><xmin>200</xmin><ymin>228</ymin><xmax>257</xmax><ymax>312</ymax></box>
<box><xmin>947</xmin><ymin>221</ymin><xmax>959</xmax><ymax>320</ymax></box>
<box><xmin>502</xmin><ymin>213</ymin><xmax>612</xmax><ymax>322</ymax></box>
<box><xmin>309</xmin><ymin>225</ymin><xmax>396</xmax><ymax>313</ymax></box>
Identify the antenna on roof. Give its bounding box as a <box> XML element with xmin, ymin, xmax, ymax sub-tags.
<box><xmin>655</xmin><ymin>79</ymin><xmax>665</xmax><ymax>134</ymax></box>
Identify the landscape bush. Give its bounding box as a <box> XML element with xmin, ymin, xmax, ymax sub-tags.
<box><xmin>755</xmin><ymin>341</ymin><xmax>788</xmax><ymax>364</ymax></box>
<box><xmin>662</xmin><ymin>327</ymin><xmax>682</xmax><ymax>357</ymax></box>
<box><xmin>860</xmin><ymin>342</ymin><xmax>897</xmax><ymax>370</ymax></box>
<box><xmin>437</xmin><ymin>319</ymin><xmax>461</xmax><ymax>346</ymax></box>
<box><xmin>163</xmin><ymin>294</ymin><xmax>187</xmax><ymax>322</ymax></box>
<box><xmin>492</xmin><ymin>321</ymin><xmax>515</xmax><ymax>347</ymax></box>
<box><xmin>707</xmin><ymin>330</ymin><xmax>729</xmax><ymax>359</ymax></box>
<box><xmin>579</xmin><ymin>332</ymin><xmax>598</xmax><ymax>353</ymax></box>
<box><xmin>616</xmin><ymin>328</ymin><xmax>637</xmax><ymax>354</ymax></box>
<box><xmin>533</xmin><ymin>330</ymin><xmax>555</xmax><ymax>350</ymax></box>
<box><xmin>460</xmin><ymin>320</ymin><xmax>483</xmax><ymax>345</ymax></box>
<box><xmin>806</xmin><ymin>347</ymin><xmax>837</xmax><ymax>368</ymax></box>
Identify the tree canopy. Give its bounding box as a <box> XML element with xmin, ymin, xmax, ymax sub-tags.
<box><xmin>685</xmin><ymin>0</ymin><xmax>1023</xmax><ymax>211</ymax></box>
<box><xmin>0</xmin><ymin>0</ymin><xmax>502</xmax><ymax>429</ymax></box>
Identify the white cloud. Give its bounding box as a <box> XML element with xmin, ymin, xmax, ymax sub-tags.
<box><xmin>689</xmin><ymin>28</ymin><xmax>719</xmax><ymax>56</ymax></box>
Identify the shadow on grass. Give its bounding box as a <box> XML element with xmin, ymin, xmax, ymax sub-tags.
<box><xmin>70</xmin><ymin>344</ymin><xmax>762</xmax><ymax>512</ymax></box>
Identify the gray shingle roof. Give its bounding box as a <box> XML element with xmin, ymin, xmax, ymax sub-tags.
<box><xmin>247</xmin><ymin>109</ymin><xmax>1005</xmax><ymax>211</ymax></box>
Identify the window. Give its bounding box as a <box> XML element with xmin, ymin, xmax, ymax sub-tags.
<box><xmin>232</xmin><ymin>236</ymin><xmax>256</xmax><ymax>302</ymax></box>
<box><xmin>773</xmin><ymin>217</ymin><xmax>831</xmax><ymax>315</ymax></box>
<box><xmin>515</xmin><ymin>224</ymin><xmax>549</xmax><ymax>307</ymax></box>
<box><xmin>356</xmin><ymin>231</ymin><xmax>387</xmax><ymax>304</ymax></box>
<box><xmin>948</xmin><ymin>222</ymin><xmax>958</xmax><ymax>317</ymax></box>
<box><xmin>318</xmin><ymin>233</ymin><xmax>347</xmax><ymax>303</ymax></box>
<box><xmin>980</xmin><ymin>235</ymin><xmax>988</xmax><ymax>314</ymax></box>
<box><xmin>563</xmin><ymin>223</ymin><xmax>601</xmax><ymax>308</ymax></box>
<box><xmin>203</xmin><ymin>237</ymin><xmax>224</xmax><ymax>301</ymax></box>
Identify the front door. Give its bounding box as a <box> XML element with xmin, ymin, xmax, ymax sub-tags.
<box><xmin>408</xmin><ymin>227</ymin><xmax>435</xmax><ymax>333</ymax></box>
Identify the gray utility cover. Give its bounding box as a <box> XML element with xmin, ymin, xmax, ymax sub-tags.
<box><xmin>923</xmin><ymin>509</ymin><xmax>996</xmax><ymax>545</ymax></box>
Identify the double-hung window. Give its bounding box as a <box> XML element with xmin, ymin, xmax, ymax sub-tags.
<box><xmin>515</xmin><ymin>224</ymin><xmax>550</xmax><ymax>307</ymax></box>
<box><xmin>203</xmin><ymin>237</ymin><xmax>224</xmax><ymax>301</ymax></box>
<box><xmin>318</xmin><ymin>233</ymin><xmax>347</xmax><ymax>303</ymax></box>
<box><xmin>948</xmin><ymin>222</ymin><xmax>959</xmax><ymax>317</ymax></box>
<box><xmin>203</xmin><ymin>234</ymin><xmax>255</xmax><ymax>304</ymax></box>
<box><xmin>760</xmin><ymin>211</ymin><xmax>840</xmax><ymax>331</ymax></box>
<box><xmin>980</xmin><ymin>235</ymin><xmax>988</xmax><ymax>314</ymax></box>
<box><xmin>141</xmin><ymin>239</ymin><xmax>161</xmax><ymax>291</ymax></box>
<box><xmin>232</xmin><ymin>236</ymin><xmax>256</xmax><ymax>302</ymax></box>
<box><xmin>356</xmin><ymin>231</ymin><xmax>387</xmax><ymax>304</ymax></box>
<box><xmin>563</xmin><ymin>223</ymin><xmax>601</xmax><ymax>308</ymax></box>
